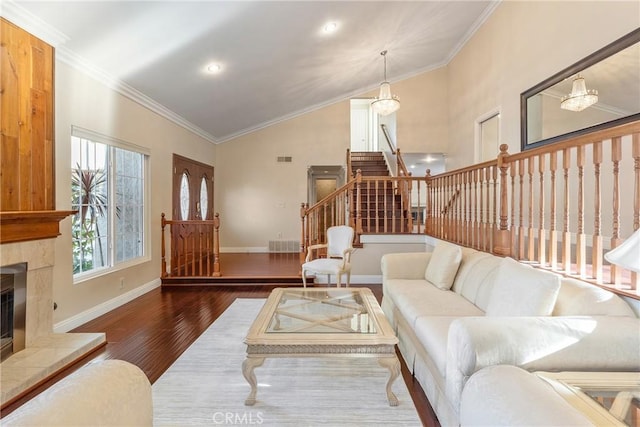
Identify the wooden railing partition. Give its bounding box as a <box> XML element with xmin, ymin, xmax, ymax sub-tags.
<box><xmin>498</xmin><ymin>121</ymin><xmax>640</xmax><ymax>293</ymax></box>
<box><xmin>303</xmin><ymin>121</ymin><xmax>639</xmax><ymax>295</ymax></box>
<box><xmin>161</xmin><ymin>213</ymin><xmax>220</xmax><ymax>278</ymax></box>
<box><xmin>427</xmin><ymin>120</ymin><xmax>640</xmax><ymax>294</ymax></box>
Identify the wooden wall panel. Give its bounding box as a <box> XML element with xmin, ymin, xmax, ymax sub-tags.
<box><xmin>0</xmin><ymin>18</ymin><xmax>54</xmax><ymax>212</ymax></box>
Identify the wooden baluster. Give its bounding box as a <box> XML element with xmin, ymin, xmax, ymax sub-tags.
<box><xmin>485</xmin><ymin>167</ymin><xmax>491</xmax><ymax>252</ymax></box>
<box><xmin>528</xmin><ymin>158</ymin><xmax>535</xmax><ymax>261</ymax></box>
<box><xmin>161</xmin><ymin>213</ymin><xmax>167</xmax><ymax>278</ymax></box>
<box><xmin>492</xmin><ymin>165</ymin><xmax>499</xmax><ymax>254</ymax></box>
<box><xmin>478</xmin><ymin>169</ymin><xmax>485</xmax><ymax>250</ymax></box>
<box><xmin>549</xmin><ymin>152</ymin><xmax>558</xmax><ymax>270</ymax></box>
<box><xmin>610</xmin><ymin>137</ymin><xmax>622</xmax><ymax>286</ymax></box>
<box><xmin>576</xmin><ymin>145</ymin><xmax>586</xmax><ymax>278</ymax></box>
<box><xmin>438</xmin><ymin>176</ymin><xmax>443</xmax><ymax>238</ymax></box>
<box><xmin>407</xmin><ymin>177</ymin><xmax>414</xmax><ymax>233</ymax></box>
<box><xmin>445</xmin><ymin>176</ymin><xmax>449</xmax><ymax>239</ymax></box>
<box><xmin>538</xmin><ymin>155</ymin><xmax>546</xmax><ymax>267</ymax></box>
<box><xmin>469</xmin><ymin>170</ymin><xmax>474</xmax><ymax>247</ymax></box>
<box><xmin>472</xmin><ymin>170</ymin><xmax>478</xmax><ymax>249</ymax></box>
<box><xmin>355</xmin><ymin>170</ymin><xmax>362</xmax><ymax>246</ymax></box>
<box><xmin>518</xmin><ymin>159</ymin><xmax>525</xmax><ymax>260</ymax></box>
<box><xmin>592</xmin><ymin>142</ymin><xmax>603</xmax><ymax>283</ymax></box>
<box><xmin>213</xmin><ymin>213</ymin><xmax>220</xmax><ymax>277</ymax></box>
<box><xmin>494</xmin><ymin>144</ymin><xmax>511</xmax><ymax>257</ymax></box>
<box><xmin>425</xmin><ymin>170</ymin><xmax>432</xmax><ymax>235</ymax></box>
<box><xmin>458</xmin><ymin>174</ymin><xmax>463</xmax><ymax>243</ymax></box>
<box><xmin>300</xmin><ymin>203</ymin><xmax>307</xmax><ymax>265</ymax></box>
<box><xmin>375</xmin><ymin>179</ymin><xmax>379</xmax><ymax>233</ymax></box>
<box><xmin>191</xmin><ymin>224</ymin><xmax>196</xmax><ymax>276</ymax></box>
<box><xmin>383</xmin><ymin>178</ymin><xmax>389</xmax><ymax>234</ymax></box>
<box><xmin>562</xmin><ymin>148</ymin><xmax>572</xmax><ymax>275</ymax></box>
<box><xmin>198</xmin><ymin>224</ymin><xmax>203</xmax><ymax>276</ymax></box>
<box><xmin>510</xmin><ymin>163</ymin><xmax>517</xmax><ymax>256</ymax></box>
<box><xmin>207</xmin><ymin>224</ymin><xmax>212</xmax><ymax>276</ymax></box>
<box><xmin>632</xmin><ymin>133</ymin><xmax>640</xmax><ymax>290</ymax></box>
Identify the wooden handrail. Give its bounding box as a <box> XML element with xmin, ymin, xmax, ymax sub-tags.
<box><xmin>161</xmin><ymin>213</ymin><xmax>221</xmax><ymax>278</ymax></box>
<box><xmin>381</xmin><ymin>123</ymin><xmax>396</xmax><ymax>154</ymax></box>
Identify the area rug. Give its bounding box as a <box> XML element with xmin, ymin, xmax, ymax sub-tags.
<box><xmin>152</xmin><ymin>298</ymin><xmax>422</xmax><ymax>426</ymax></box>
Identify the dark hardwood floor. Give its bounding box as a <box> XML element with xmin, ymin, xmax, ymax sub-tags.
<box><xmin>1</xmin><ymin>255</ymin><xmax>439</xmax><ymax>426</ymax></box>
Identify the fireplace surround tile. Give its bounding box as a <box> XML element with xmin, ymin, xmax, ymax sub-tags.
<box><xmin>1</xmin><ymin>238</ymin><xmax>106</xmax><ymax>408</ymax></box>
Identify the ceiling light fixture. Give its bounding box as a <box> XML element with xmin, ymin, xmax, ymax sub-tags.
<box><xmin>371</xmin><ymin>50</ymin><xmax>400</xmax><ymax>116</ymax></box>
<box><xmin>560</xmin><ymin>74</ymin><xmax>598</xmax><ymax>112</ymax></box>
<box><xmin>323</xmin><ymin>22</ymin><xmax>338</xmax><ymax>34</ymax></box>
<box><xmin>206</xmin><ymin>63</ymin><xmax>222</xmax><ymax>74</ymax></box>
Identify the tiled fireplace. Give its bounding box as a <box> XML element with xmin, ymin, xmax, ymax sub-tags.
<box><xmin>0</xmin><ymin>238</ymin><xmax>106</xmax><ymax>407</ymax></box>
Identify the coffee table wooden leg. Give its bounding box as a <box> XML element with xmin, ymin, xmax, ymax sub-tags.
<box><xmin>378</xmin><ymin>356</ymin><xmax>400</xmax><ymax>406</ymax></box>
<box><xmin>242</xmin><ymin>357</ymin><xmax>265</xmax><ymax>405</ymax></box>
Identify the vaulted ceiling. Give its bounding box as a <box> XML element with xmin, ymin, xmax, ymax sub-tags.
<box><xmin>10</xmin><ymin>1</ymin><xmax>498</xmax><ymax>143</ymax></box>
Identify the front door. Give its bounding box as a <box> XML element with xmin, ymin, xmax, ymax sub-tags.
<box><xmin>172</xmin><ymin>154</ymin><xmax>214</xmax><ymax>220</ymax></box>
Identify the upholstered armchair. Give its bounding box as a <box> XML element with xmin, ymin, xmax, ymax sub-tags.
<box><xmin>301</xmin><ymin>225</ymin><xmax>355</xmax><ymax>287</ymax></box>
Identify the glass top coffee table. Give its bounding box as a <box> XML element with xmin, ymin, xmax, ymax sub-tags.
<box><xmin>243</xmin><ymin>287</ymin><xmax>400</xmax><ymax>406</ymax></box>
<box><xmin>536</xmin><ymin>371</ymin><xmax>640</xmax><ymax>426</ymax></box>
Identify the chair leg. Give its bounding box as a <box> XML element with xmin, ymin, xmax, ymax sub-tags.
<box><xmin>336</xmin><ymin>274</ymin><xmax>341</xmax><ymax>288</ymax></box>
<box><xmin>346</xmin><ymin>271</ymin><xmax>351</xmax><ymax>287</ymax></box>
<box><xmin>302</xmin><ymin>269</ymin><xmax>307</xmax><ymax>288</ymax></box>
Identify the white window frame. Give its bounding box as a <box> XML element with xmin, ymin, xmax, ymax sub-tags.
<box><xmin>71</xmin><ymin>126</ymin><xmax>151</xmax><ymax>283</ymax></box>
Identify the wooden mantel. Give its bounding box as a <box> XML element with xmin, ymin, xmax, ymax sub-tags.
<box><xmin>0</xmin><ymin>211</ymin><xmax>75</xmax><ymax>244</ymax></box>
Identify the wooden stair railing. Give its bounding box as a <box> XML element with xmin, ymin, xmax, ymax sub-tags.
<box><xmin>161</xmin><ymin>213</ymin><xmax>220</xmax><ymax>278</ymax></box>
<box><xmin>305</xmin><ymin>121</ymin><xmax>639</xmax><ymax>296</ymax></box>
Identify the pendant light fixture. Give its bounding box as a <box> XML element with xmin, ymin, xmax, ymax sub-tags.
<box><xmin>371</xmin><ymin>50</ymin><xmax>400</xmax><ymax>116</ymax></box>
<box><xmin>560</xmin><ymin>74</ymin><xmax>598</xmax><ymax>112</ymax></box>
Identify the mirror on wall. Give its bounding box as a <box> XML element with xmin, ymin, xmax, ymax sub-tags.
<box><xmin>521</xmin><ymin>28</ymin><xmax>640</xmax><ymax>151</ymax></box>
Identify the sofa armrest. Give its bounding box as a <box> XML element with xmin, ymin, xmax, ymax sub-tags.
<box><xmin>3</xmin><ymin>360</ymin><xmax>152</xmax><ymax>426</ymax></box>
<box><xmin>446</xmin><ymin>316</ymin><xmax>640</xmax><ymax>414</ymax></box>
<box><xmin>381</xmin><ymin>252</ymin><xmax>432</xmax><ymax>280</ymax></box>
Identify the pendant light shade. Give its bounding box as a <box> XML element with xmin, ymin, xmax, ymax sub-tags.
<box><xmin>560</xmin><ymin>75</ymin><xmax>598</xmax><ymax>112</ymax></box>
<box><xmin>371</xmin><ymin>51</ymin><xmax>400</xmax><ymax>116</ymax></box>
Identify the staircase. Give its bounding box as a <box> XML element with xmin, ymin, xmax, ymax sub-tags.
<box><xmin>350</xmin><ymin>152</ymin><xmax>410</xmax><ymax>233</ymax></box>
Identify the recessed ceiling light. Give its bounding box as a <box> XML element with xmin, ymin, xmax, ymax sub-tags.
<box><xmin>205</xmin><ymin>63</ymin><xmax>222</xmax><ymax>74</ymax></box>
<box><xmin>322</xmin><ymin>22</ymin><xmax>338</xmax><ymax>34</ymax></box>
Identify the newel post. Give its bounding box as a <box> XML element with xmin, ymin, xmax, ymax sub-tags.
<box><xmin>213</xmin><ymin>213</ymin><xmax>221</xmax><ymax>277</ymax></box>
<box><xmin>425</xmin><ymin>169</ymin><xmax>432</xmax><ymax>235</ymax></box>
<box><xmin>161</xmin><ymin>213</ymin><xmax>167</xmax><ymax>278</ymax></box>
<box><xmin>300</xmin><ymin>202</ymin><xmax>308</xmax><ymax>265</ymax></box>
<box><xmin>355</xmin><ymin>169</ymin><xmax>363</xmax><ymax>246</ymax></box>
<box><xmin>493</xmin><ymin>144</ymin><xmax>512</xmax><ymax>257</ymax></box>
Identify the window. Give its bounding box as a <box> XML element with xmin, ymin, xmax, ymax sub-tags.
<box><xmin>71</xmin><ymin>128</ymin><xmax>149</xmax><ymax>277</ymax></box>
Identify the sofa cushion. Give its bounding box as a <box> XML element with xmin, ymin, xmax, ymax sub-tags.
<box><xmin>486</xmin><ymin>257</ymin><xmax>561</xmax><ymax>316</ymax></box>
<box><xmin>451</xmin><ymin>250</ymin><xmax>502</xmax><ymax>310</ymax></box>
<box><xmin>460</xmin><ymin>365</ymin><xmax>594</xmax><ymax>427</ymax></box>
<box><xmin>387</xmin><ymin>279</ymin><xmax>483</xmax><ymax>328</ymax></box>
<box><xmin>553</xmin><ymin>277</ymin><xmax>636</xmax><ymax>317</ymax></box>
<box><xmin>425</xmin><ymin>241</ymin><xmax>462</xmax><ymax>290</ymax></box>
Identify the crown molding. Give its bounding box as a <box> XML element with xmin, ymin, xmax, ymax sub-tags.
<box><xmin>1</xmin><ymin>0</ymin><xmax>69</xmax><ymax>46</ymax></box>
<box><xmin>2</xmin><ymin>1</ymin><xmax>217</xmax><ymax>145</ymax></box>
<box><xmin>445</xmin><ymin>0</ymin><xmax>501</xmax><ymax>65</ymax></box>
<box><xmin>56</xmin><ymin>47</ymin><xmax>217</xmax><ymax>144</ymax></box>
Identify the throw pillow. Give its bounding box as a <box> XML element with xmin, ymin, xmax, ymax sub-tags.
<box><xmin>485</xmin><ymin>257</ymin><xmax>561</xmax><ymax>316</ymax></box>
<box><xmin>424</xmin><ymin>241</ymin><xmax>462</xmax><ymax>290</ymax></box>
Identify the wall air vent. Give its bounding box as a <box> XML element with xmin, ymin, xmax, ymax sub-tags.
<box><xmin>277</xmin><ymin>156</ymin><xmax>292</xmax><ymax>163</ymax></box>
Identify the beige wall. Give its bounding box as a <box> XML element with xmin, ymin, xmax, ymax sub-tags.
<box><xmin>53</xmin><ymin>61</ymin><xmax>216</xmax><ymax>324</ymax></box>
<box><xmin>48</xmin><ymin>1</ymin><xmax>640</xmax><ymax>322</ymax></box>
<box><xmin>215</xmin><ymin>67</ymin><xmax>449</xmax><ymax>249</ymax></box>
<box><xmin>446</xmin><ymin>1</ymin><xmax>639</xmax><ymax>170</ymax></box>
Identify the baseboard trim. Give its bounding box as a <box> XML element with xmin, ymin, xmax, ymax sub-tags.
<box><xmin>53</xmin><ymin>278</ymin><xmax>161</xmax><ymax>333</ymax></box>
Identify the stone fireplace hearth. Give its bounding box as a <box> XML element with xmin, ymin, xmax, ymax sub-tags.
<box><xmin>0</xmin><ymin>238</ymin><xmax>105</xmax><ymax>408</ymax></box>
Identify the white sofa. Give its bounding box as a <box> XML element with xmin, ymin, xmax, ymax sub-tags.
<box><xmin>381</xmin><ymin>241</ymin><xmax>640</xmax><ymax>427</ymax></box>
<box><xmin>2</xmin><ymin>360</ymin><xmax>152</xmax><ymax>426</ymax></box>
